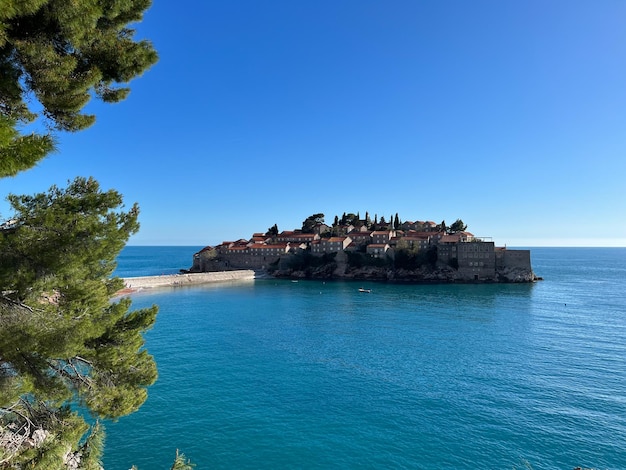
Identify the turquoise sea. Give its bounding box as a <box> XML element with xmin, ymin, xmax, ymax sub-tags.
<box><xmin>104</xmin><ymin>247</ymin><xmax>626</xmax><ymax>469</ymax></box>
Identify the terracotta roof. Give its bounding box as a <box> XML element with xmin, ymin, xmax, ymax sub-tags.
<box><xmin>249</xmin><ymin>242</ymin><xmax>289</xmax><ymax>249</ymax></box>
<box><xmin>440</xmin><ymin>234</ymin><xmax>461</xmax><ymax>243</ymax></box>
<box><xmin>349</xmin><ymin>231</ymin><xmax>372</xmax><ymax>237</ymax></box>
<box><xmin>404</xmin><ymin>234</ymin><xmax>429</xmax><ymax>240</ymax></box>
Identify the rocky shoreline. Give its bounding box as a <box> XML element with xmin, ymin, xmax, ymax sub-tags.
<box><xmin>270</xmin><ymin>264</ymin><xmax>539</xmax><ymax>283</ymax></box>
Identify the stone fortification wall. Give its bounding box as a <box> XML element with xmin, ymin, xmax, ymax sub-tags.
<box><xmin>497</xmin><ymin>249</ymin><xmax>531</xmax><ymax>270</ymax></box>
<box><xmin>495</xmin><ymin>249</ymin><xmax>535</xmax><ymax>282</ymax></box>
<box><xmin>193</xmin><ymin>252</ymin><xmax>282</xmax><ymax>271</ymax></box>
<box><xmin>122</xmin><ymin>270</ymin><xmax>255</xmax><ymax>291</ymax></box>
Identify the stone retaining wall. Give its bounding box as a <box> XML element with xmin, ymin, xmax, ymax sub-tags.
<box><xmin>122</xmin><ymin>270</ymin><xmax>256</xmax><ymax>291</ymax></box>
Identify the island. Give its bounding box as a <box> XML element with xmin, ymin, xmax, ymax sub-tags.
<box><xmin>187</xmin><ymin>213</ymin><xmax>539</xmax><ymax>283</ymax></box>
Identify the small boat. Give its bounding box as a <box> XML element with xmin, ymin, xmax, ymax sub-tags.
<box><xmin>358</xmin><ymin>288</ymin><xmax>371</xmax><ymax>293</ymax></box>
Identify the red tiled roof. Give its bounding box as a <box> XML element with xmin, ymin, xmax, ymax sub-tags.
<box><xmin>440</xmin><ymin>235</ymin><xmax>460</xmax><ymax>243</ymax></box>
<box><xmin>249</xmin><ymin>242</ymin><xmax>289</xmax><ymax>249</ymax></box>
<box><xmin>349</xmin><ymin>231</ymin><xmax>371</xmax><ymax>237</ymax></box>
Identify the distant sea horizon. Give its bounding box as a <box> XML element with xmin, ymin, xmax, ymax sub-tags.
<box><xmin>106</xmin><ymin>246</ymin><xmax>626</xmax><ymax>469</ymax></box>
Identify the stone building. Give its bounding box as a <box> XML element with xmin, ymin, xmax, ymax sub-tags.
<box><xmin>456</xmin><ymin>240</ymin><xmax>496</xmax><ymax>280</ymax></box>
<box><xmin>311</xmin><ymin>236</ymin><xmax>352</xmax><ymax>255</ymax></box>
<box><xmin>366</xmin><ymin>243</ymin><xmax>390</xmax><ymax>258</ymax></box>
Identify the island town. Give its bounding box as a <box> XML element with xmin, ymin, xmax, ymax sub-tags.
<box><xmin>188</xmin><ymin>213</ymin><xmax>538</xmax><ymax>283</ymax></box>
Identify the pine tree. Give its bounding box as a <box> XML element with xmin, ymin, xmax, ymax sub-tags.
<box><xmin>0</xmin><ymin>1</ymin><xmax>160</xmax><ymax>467</ymax></box>
<box><xmin>0</xmin><ymin>178</ymin><xmax>158</xmax><ymax>467</ymax></box>
<box><xmin>449</xmin><ymin>218</ymin><xmax>468</xmax><ymax>233</ymax></box>
<box><xmin>0</xmin><ymin>0</ymin><xmax>158</xmax><ymax>175</ymax></box>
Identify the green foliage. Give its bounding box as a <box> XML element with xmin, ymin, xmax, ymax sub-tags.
<box><xmin>282</xmin><ymin>252</ymin><xmax>335</xmax><ymax>271</ymax></box>
<box><xmin>346</xmin><ymin>252</ymin><xmax>389</xmax><ymax>268</ymax></box>
<box><xmin>341</xmin><ymin>212</ymin><xmax>358</xmax><ymax>226</ymax></box>
<box><xmin>0</xmin><ymin>178</ymin><xmax>158</xmax><ymax>465</ymax></box>
<box><xmin>301</xmin><ymin>213</ymin><xmax>324</xmax><ymax>233</ymax></box>
<box><xmin>0</xmin><ymin>2</ymin><xmax>161</xmax><ymax>466</ymax></box>
<box><xmin>78</xmin><ymin>422</ymin><xmax>106</xmax><ymax>470</ymax></box>
<box><xmin>448</xmin><ymin>218</ymin><xmax>467</xmax><ymax>233</ymax></box>
<box><xmin>0</xmin><ymin>0</ymin><xmax>158</xmax><ymax>174</ymax></box>
<box><xmin>0</xmin><ymin>116</ymin><xmax>57</xmax><ymax>177</ymax></box>
<box><xmin>393</xmin><ymin>245</ymin><xmax>437</xmax><ymax>270</ymax></box>
<box><xmin>170</xmin><ymin>450</ymin><xmax>195</xmax><ymax>470</ymax></box>
<box><xmin>266</xmin><ymin>223</ymin><xmax>279</xmax><ymax>236</ymax></box>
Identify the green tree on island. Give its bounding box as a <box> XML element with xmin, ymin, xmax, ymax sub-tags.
<box><xmin>0</xmin><ymin>1</ymin><xmax>182</xmax><ymax>468</ymax></box>
<box><xmin>448</xmin><ymin>218</ymin><xmax>468</xmax><ymax>233</ymax></box>
<box><xmin>266</xmin><ymin>223</ymin><xmax>279</xmax><ymax>236</ymax></box>
<box><xmin>302</xmin><ymin>213</ymin><xmax>324</xmax><ymax>233</ymax></box>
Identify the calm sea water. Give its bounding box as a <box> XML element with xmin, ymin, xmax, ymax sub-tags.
<box><xmin>102</xmin><ymin>247</ymin><xmax>626</xmax><ymax>469</ymax></box>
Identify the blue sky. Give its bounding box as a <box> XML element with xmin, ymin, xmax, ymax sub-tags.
<box><xmin>2</xmin><ymin>1</ymin><xmax>626</xmax><ymax>246</ymax></box>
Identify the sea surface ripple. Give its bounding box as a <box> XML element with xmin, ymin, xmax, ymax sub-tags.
<box><xmin>103</xmin><ymin>247</ymin><xmax>626</xmax><ymax>469</ymax></box>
